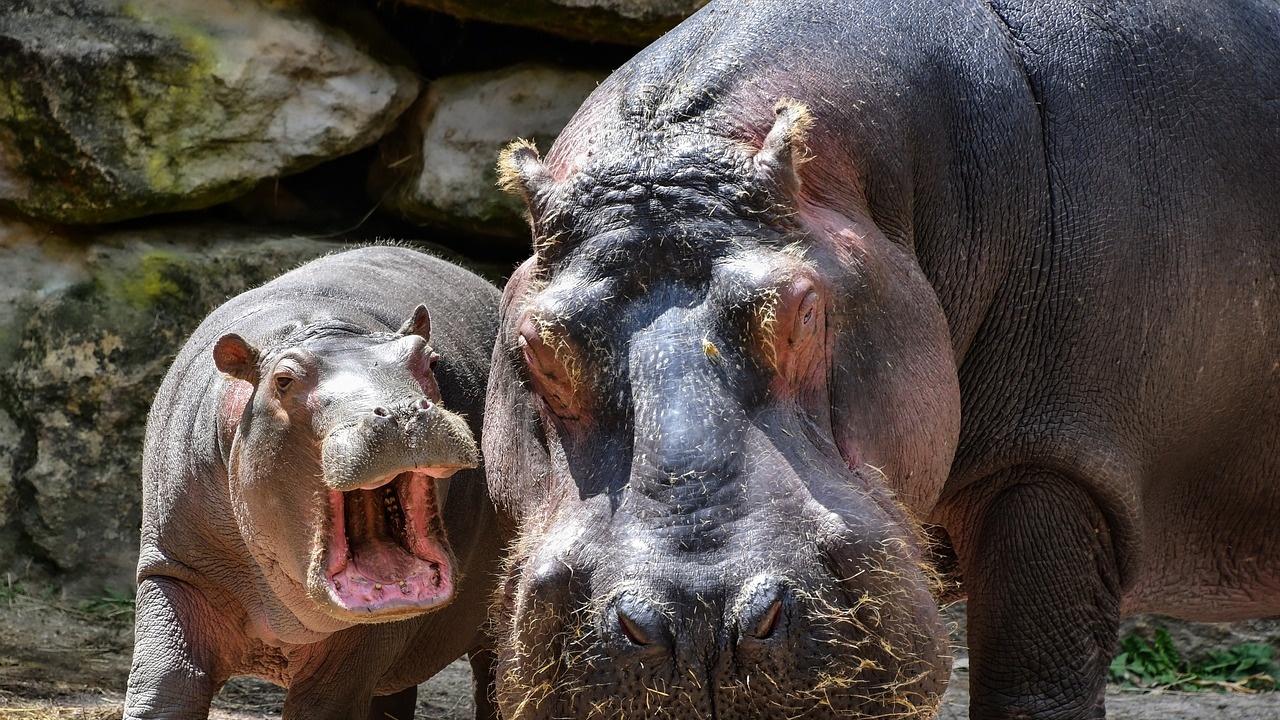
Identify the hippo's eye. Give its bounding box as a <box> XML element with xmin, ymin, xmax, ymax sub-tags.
<box><xmin>427</xmin><ymin>351</ymin><xmax>440</xmax><ymax>371</ymax></box>
<box><xmin>795</xmin><ymin>290</ymin><xmax>820</xmax><ymax>334</ymax></box>
<box><xmin>755</xmin><ymin>276</ymin><xmax>825</xmax><ymax>390</ymax></box>
<box><xmin>517</xmin><ymin>312</ymin><xmax>584</xmax><ymax>420</ymax></box>
<box><xmin>268</xmin><ymin>355</ymin><xmax>310</xmax><ymax>396</ymax></box>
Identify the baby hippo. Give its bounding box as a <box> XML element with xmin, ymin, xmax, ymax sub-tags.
<box><xmin>125</xmin><ymin>246</ymin><xmax>501</xmax><ymax>720</ymax></box>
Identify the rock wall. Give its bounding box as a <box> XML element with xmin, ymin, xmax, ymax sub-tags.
<box><xmin>0</xmin><ymin>222</ymin><xmax>338</xmax><ymax>593</ymax></box>
<box><xmin>0</xmin><ymin>0</ymin><xmax>680</xmax><ymax>594</ymax></box>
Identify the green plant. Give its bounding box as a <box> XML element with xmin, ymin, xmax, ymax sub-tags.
<box><xmin>1</xmin><ymin>574</ymin><xmax>135</xmax><ymax>625</ymax></box>
<box><xmin>0</xmin><ymin>573</ymin><xmax>26</xmax><ymax>602</ymax></box>
<box><xmin>76</xmin><ymin>587</ymin><xmax>136</xmax><ymax>624</ymax></box>
<box><xmin>1110</xmin><ymin>627</ymin><xmax>1278</xmax><ymax>693</ymax></box>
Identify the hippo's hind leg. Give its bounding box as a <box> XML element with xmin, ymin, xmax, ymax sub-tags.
<box><xmin>368</xmin><ymin>686</ymin><xmax>417</xmax><ymax>720</ymax></box>
<box><xmin>952</xmin><ymin>470</ymin><xmax>1122</xmax><ymax>719</ymax></box>
<box><xmin>467</xmin><ymin>646</ymin><xmax>498</xmax><ymax>720</ymax></box>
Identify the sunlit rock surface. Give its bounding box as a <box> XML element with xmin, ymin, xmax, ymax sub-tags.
<box><xmin>372</xmin><ymin>64</ymin><xmax>603</xmax><ymax>241</ymax></box>
<box><xmin>0</xmin><ymin>0</ymin><xmax>419</xmax><ymax>224</ymax></box>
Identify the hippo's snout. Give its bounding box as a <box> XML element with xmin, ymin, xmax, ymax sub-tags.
<box><xmin>497</xmin><ymin>527</ymin><xmax>950</xmax><ymax>719</ymax></box>
<box><xmin>322</xmin><ymin>396</ymin><xmax>478</xmax><ymax>492</ymax></box>
<box><xmin>310</xmin><ymin>394</ymin><xmax>477</xmax><ymax>621</ymax></box>
<box><xmin>735</xmin><ymin>576</ymin><xmax>787</xmax><ymax>641</ymax></box>
<box><xmin>611</xmin><ymin>594</ymin><xmax>670</xmax><ymax>648</ymax></box>
<box><xmin>604</xmin><ymin>577</ymin><xmax>786</xmax><ymax>653</ymax></box>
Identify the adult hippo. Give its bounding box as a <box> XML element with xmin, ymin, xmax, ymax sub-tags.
<box><xmin>483</xmin><ymin>0</ymin><xmax>1280</xmax><ymax>717</ymax></box>
<box><xmin>125</xmin><ymin>246</ymin><xmax>502</xmax><ymax>720</ymax></box>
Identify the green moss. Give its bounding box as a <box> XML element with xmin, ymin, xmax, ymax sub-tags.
<box><xmin>80</xmin><ymin>250</ymin><xmax>196</xmax><ymax>314</ymax></box>
<box><xmin>0</xmin><ymin>6</ymin><xmax>233</xmax><ymax>223</ymax></box>
<box><xmin>119</xmin><ymin>3</ymin><xmax>221</xmax><ymax>195</ymax></box>
<box><xmin>118</xmin><ymin>252</ymin><xmax>191</xmax><ymax>309</ymax></box>
<box><xmin>0</xmin><ymin>78</ymin><xmax>32</xmax><ymax>123</ymax></box>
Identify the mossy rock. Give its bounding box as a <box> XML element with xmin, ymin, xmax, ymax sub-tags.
<box><xmin>0</xmin><ymin>224</ymin><xmax>341</xmax><ymax>592</ymax></box>
<box><xmin>0</xmin><ymin>0</ymin><xmax>418</xmax><ymax>224</ymax></box>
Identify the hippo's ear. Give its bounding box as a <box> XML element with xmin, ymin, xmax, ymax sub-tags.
<box><xmin>753</xmin><ymin>99</ymin><xmax>813</xmax><ymax>204</ymax></box>
<box><xmin>397</xmin><ymin>304</ymin><xmax>431</xmax><ymax>340</ymax></box>
<box><xmin>497</xmin><ymin>139</ymin><xmax>553</xmax><ymax>210</ymax></box>
<box><xmin>213</xmin><ymin>333</ymin><xmax>260</xmax><ymax>384</ymax></box>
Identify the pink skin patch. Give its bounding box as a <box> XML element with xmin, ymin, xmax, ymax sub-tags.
<box><xmin>322</xmin><ymin>470</ymin><xmax>454</xmax><ymax>614</ymax></box>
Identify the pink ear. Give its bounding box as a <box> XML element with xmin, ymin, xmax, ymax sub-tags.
<box><xmin>497</xmin><ymin>139</ymin><xmax>553</xmax><ymax>205</ymax></box>
<box><xmin>754</xmin><ymin>99</ymin><xmax>813</xmax><ymax>206</ymax></box>
<box><xmin>213</xmin><ymin>333</ymin><xmax>259</xmax><ymax>383</ymax></box>
<box><xmin>397</xmin><ymin>304</ymin><xmax>431</xmax><ymax>340</ymax></box>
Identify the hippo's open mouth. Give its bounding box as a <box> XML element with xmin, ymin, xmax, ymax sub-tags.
<box><xmin>322</xmin><ymin>470</ymin><xmax>454</xmax><ymax>615</ymax></box>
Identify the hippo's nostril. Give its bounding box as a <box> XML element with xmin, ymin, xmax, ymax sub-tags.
<box><xmin>617</xmin><ymin>608</ymin><xmax>652</xmax><ymax>646</ymax></box>
<box><xmin>738</xmin><ymin>579</ymin><xmax>787</xmax><ymax>642</ymax></box>
<box><xmin>372</xmin><ymin>406</ymin><xmax>392</xmax><ymax>418</ymax></box>
<box><xmin>613</xmin><ymin>597</ymin><xmax>666</xmax><ymax>648</ymax></box>
<box><xmin>414</xmin><ymin>398</ymin><xmax>433</xmax><ymax>412</ymax></box>
<box><xmin>750</xmin><ymin>598</ymin><xmax>783</xmax><ymax>639</ymax></box>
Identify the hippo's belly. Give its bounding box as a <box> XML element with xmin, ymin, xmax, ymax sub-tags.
<box><xmin>1123</xmin><ymin>425</ymin><xmax>1280</xmax><ymax>620</ymax></box>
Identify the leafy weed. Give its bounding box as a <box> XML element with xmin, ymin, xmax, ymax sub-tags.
<box><xmin>76</xmin><ymin>588</ymin><xmax>136</xmax><ymax>624</ymax></box>
<box><xmin>1111</xmin><ymin>627</ymin><xmax>1277</xmax><ymax>693</ymax></box>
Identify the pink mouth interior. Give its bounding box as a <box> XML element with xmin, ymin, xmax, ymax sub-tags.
<box><xmin>324</xmin><ymin>471</ymin><xmax>453</xmax><ymax>614</ymax></box>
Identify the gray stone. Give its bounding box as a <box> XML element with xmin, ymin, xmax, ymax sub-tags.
<box><xmin>0</xmin><ymin>219</ymin><xmax>341</xmax><ymax>593</ymax></box>
<box><xmin>0</xmin><ymin>218</ymin><xmax>80</xmax><ymax>577</ymax></box>
<box><xmin>0</xmin><ymin>0</ymin><xmax>419</xmax><ymax>224</ymax></box>
<box><xmin>401</xmin><ymin>0</ymin><xmax>709</xmax><ymax>45</ymax></box>
<box><xmin>372</xmin><ymin>64</ymin><xmax>604</xmax><ymax>240</ymax></box>
<box><xmin>0</xmin><ymin>219</ymin><xmax>83</xmax><ymax>369</ymax></box>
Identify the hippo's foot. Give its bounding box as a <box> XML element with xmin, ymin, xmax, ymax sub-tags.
<box><xmin>954</xmin><ymin>471</ymin><xmax>1120</xmax><ymax>719</ymax></box>
<box><xmin>321</xmin><ymin>470</ymin><xmax>454</xmax><ymax>617</ymax></box>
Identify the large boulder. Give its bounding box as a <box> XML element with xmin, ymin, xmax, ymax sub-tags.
<box><xmin>0</xmin><ymin>0</ymin><xmax>419</xmax><ymax>224</ymax></box>
<box><xmin>371</xmin><ymin>64</ymin><xmax>604</xmax><ymax>241</ymax></box>
<box><xmin>400</xmin><ymin>0</ymin><xmax>709</xmax><ymax>45</ymax></box>
<box><xmin>0</xmin><ymin>219</ymin><xmax>340</xmax><ymax>593</ymax></box>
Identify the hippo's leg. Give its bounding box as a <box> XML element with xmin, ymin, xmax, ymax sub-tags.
<box><xmin>467</xmin><ymin>647</ymin><xmax>498</xmax><ymax>720</ymax></box>
<box><xmin>284</xmin><ymin>670</ymin><xmax>379</xmax><ymax>720</ymax></box>
<box><xmin>124</xmin><ymin>578</ymin><xmax>227</xmax><ymax>719</ymax></box>
<box><xmin>957</xmin><ymin>472</ymin><xmax>1121</xmax><ymax>719</ymax></box>
<box><xmin>367</xmin><ymin>686</ymin><xmax>417</xmax><ymax>720</ymax></box>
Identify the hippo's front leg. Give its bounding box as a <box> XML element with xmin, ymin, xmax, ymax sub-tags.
<box><xmin>125</xmin><ymin>577</ymin><xmax>230</xmax><ymax>719</ymax></box>
<box><xmin>952</xmin><ymin>470</ymin><xmax>1122</xmax><ymax>720</ymax></box>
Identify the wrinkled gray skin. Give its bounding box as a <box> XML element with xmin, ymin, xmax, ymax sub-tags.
<box><xmin>125</xmin><ymin>246</ymin><xmax>502</xmax><ymax>720</ymax></box>
<box><xmin>484</xmin><ymin>1</ymin><xmax>1280</xmax><ymax>718</ymax></box>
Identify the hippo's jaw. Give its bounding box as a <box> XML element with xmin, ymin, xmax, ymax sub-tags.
<box><xmin>315</xmin><ymin>470</ymin><xmax>455</xmax><ymax>619</ymax></box>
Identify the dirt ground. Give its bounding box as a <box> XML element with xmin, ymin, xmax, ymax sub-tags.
<box><xmin>2</xmin><ymin>587</ymin><xmax>1276</xmax><ymax>719</ymax></box>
